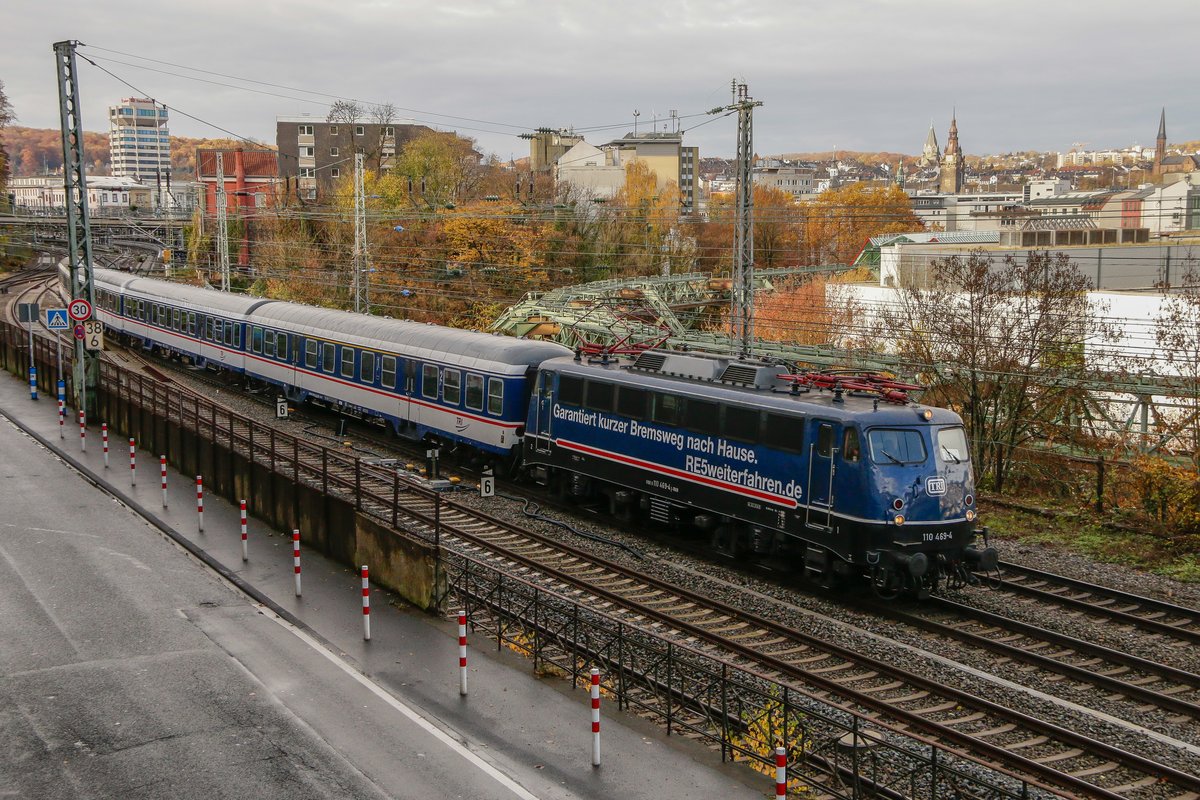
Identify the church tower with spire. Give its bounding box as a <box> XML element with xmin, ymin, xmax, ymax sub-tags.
<box><xmin>919</xmin><ymin>121</ymin><xmax>940</xmax><ymax>168</ymax></box>
<box><xmin>1154</xmin><ymin>107</ymin><xmax>1166</xmax><ymax>176</ymax></box>
<box><xmin>939</xmin><ymin>113</ymin><xmax>965</xmax><ymax>194</ymax></box>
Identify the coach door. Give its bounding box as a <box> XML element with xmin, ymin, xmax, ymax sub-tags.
<box><xmin>806</xmin><ymin>421</ymin><xmax>837</xmax><ymax>531</ymax></box>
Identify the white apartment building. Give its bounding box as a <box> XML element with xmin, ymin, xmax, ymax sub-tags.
<box><xmin>109</xmin><ymin>98</ymin><xmax>171</xmax><ymax>182</ymax></box>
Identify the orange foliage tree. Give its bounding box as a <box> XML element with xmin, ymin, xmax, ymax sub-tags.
<box><xmin>802</xmin><ymin>183</ymin><xmax>920</xmax><ymax>266</ymax></box>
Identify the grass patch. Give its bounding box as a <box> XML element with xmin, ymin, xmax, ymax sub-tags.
<box><xmin>982</xmin><ymin>503</ymin><xmax>1199</xmax><ymax>583</ymax></box>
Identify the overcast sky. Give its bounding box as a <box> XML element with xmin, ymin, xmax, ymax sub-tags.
<box><xmin>3</xmin><ymin>0</ymin><xmax>1196</xmax><ymax>163</ymax></box>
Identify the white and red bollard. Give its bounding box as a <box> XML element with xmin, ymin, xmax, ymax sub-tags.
<box><xmin>78</xmin><ymin>409</ymin><xmax>86</xmax><ymax>452</ymax></box>
<box><xmin>361</xmin><ymin>566</ymin><xmax>371</xmax><ymax>640</ymax></box>
<box><xmin>58</xmin><ymin>398</ymin><xmax>65</xmax><ymax>439</ymax></box>
<box><xmin>102</xmin><ymin>423</ymin><xmax>109</xmax><ymax>468</ymax></box>
<box><xmin>129</xmin><ymin>438</ymin><xmax>136</xmax><ymax>486</ymax></box>
<box><xmin>590</xmin><ymin>668</ymin><xmax>601</xmax><ymax>767</ymax></box>
<box><xmin>775</xmin><ymin>745</ymin><xmax>787</xmax><ymax>798</ymax></box>
<box><xmin>160</xmin><ymin>456</ymin><xmax>168</xmax><ymax>507</ymax></box>
<box><xmin>292</xmin><ymin>530</ymin><xmax>302</xmax><ymax>596</ymax></box>
<box><xmin>195</xmin><ymin>476</ymin><xmax>204</xmax><ymax>532</ymax></box>
<box><xmin>239</xmin><ymin>501</ymin><xmax>248</xmax><ymax>562</ymax></box>
<box><xmin>458</xmin><ymin>611</ymin><xmax>468</xmax><ymax>696</ymax></box>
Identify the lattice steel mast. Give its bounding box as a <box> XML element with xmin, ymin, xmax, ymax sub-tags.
<box><xmin>719</xmin><ymin>81</ymin><xmax>762</xmax><ymax>356</ymax></box>
<box><xmin>53</xmin><ymin>40</ymin><xmax>98</xmax><ymax>414</ymax></box>
<box><xmin>215</xmin><ymin>151</ymin><xmax>230</xmax><ymax>291</ymax></box>
<box><xmin>351</xmin><ymin>152</ymin><xmax>369</xmax><ymax>313</ymax></box>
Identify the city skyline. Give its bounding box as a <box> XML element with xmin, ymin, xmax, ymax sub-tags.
<box><xmin>2</xmin><ymin>1</ymin><xmax>1197</xmax><ymax>162</ymax></box>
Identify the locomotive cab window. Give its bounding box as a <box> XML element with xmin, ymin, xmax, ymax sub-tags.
<box><xmin>361</xmin><ymin>351</ymin><xmax>375</xmax><ymax>383</ymax></box>
<box><xmin>487</xmin><ymin>378</ymin><xmax>503</xmax><ymax>415</ymax></box>
<box><xmin>817</xmin><ymin>423</ymin><xmax>834</xmax><ymax>457</ymax></box>
<box><xmin>584</xmin><ymin>381</ymin><xmax>614</xmax><ymax>413</ymax></box>
<box><xmin>443</xmin><ymin>369</ymin><xmax>460</xmax><ymax>404</ymax></box>
<box><xmin>381</xmin><ymin>356</ymin><xmax>397</xmax><ymax>389</ymax></box>
<box><xmin>843</xmin><ymin>428</ymin><xmax>861</xmax><ymax>462</ymax></box>
<box><xmin>868</xmin><ymin>428</ymin><xmax>927</xmax><ymax>465</ymax></box>
<box><xmin>558</xmin><ymin>374</ymin><xmax>583</xmax><ymax>407</ymax></box>
<box><xmin>465</xmin><ymin>374</ymin><xmax>484</xmax><ymax>411</ymax></box>
<box><xmin>422</xmin><ymin>364</ymin><xmax>439</xmax><ymax>399</ymax></box>
<box><xmin>305</xmin><ymin>340</ymin><xmax>318</xmax><ymax>369</ymax></box>
<box><xmin>937</xmin><ymin>427</ymin><xmax>969</xmax><ymax>464</ymax></box>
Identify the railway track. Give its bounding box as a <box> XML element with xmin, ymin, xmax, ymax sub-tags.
<box><xmin>984</xmin><ymin>561</ymin><xmax>1200</xmax><ymax>647</ymax></box>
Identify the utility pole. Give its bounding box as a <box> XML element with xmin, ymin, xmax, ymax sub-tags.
<box><xmin>712</xmin><ymin>81</ymin><xmax>763</xmax><ymax>356</ymax></box>
<box><xmin>215</xmin><ymin>152</ymin><xmax>230</xmax><ymax>291</ymax></box>
<box><xmin>53</xmin><ymin>40</ymin><xmax>97</xmax><ymax>415</ymax></box>
<box><xmin>351</xmin><ymin>152</ymin><xmax>369</xmax><ymax>313</ymax></box>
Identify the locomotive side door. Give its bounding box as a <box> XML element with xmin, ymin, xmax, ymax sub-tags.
<box><xmin>528</xmin><ymin>370</ymin><xmax>553</xmax><ymax>455</ymax></box>
<box><xmin>806</xmin><ymin>421</ymin><xmax>837</xmax><ymax>531</ymax></box>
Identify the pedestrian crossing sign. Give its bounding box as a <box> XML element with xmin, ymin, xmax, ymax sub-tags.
<box><xmin>46</xmin><ymin>309</ymin><xmax>70</xmax><ymax>331</ymax></box>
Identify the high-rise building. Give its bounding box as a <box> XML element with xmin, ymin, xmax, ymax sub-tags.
<box><xmin>109</xmin><ymin>98</ymin><xmax>171</xmax><ymax>182</ymax></box>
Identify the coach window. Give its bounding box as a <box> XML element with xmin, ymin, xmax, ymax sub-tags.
<box><xmin>251</xmin><ymin>326</ymin><xmax>263</xmax><ymax>354</ymax></box>
<box><xmin>172</xmin><ymin>309</ymin><xmax>180</xmax><ymax>330</ymax></box>
<box><xmin>235</xmin><ymin>324</ymin><xmax>243</xmax><ymax>349</ymax></box>
<box><xmin>341</xmin><ymin>347</ymin><xmax>356</xmax><ymax>379</ymax></box>
<box><xmin>381</xmin><ymin>355</ymin><xmax>397</xmax><ymax>389</ymax></box>
<box><xmin>276</xmin><ymin>333</ymin><xmax>288</xmax><ymax>360</ymax></box>
<box><xmin>264</xmin><ymin>330</ymin><xmax>276</xmax><ymax>358</ymax></box>
<box><xmin>465</xmin><ymin>374</ymin><xmax>484</xmax><ymax>411</ymax></box>
<box><xmin>361</xmin><ymin>351</ymin><xmax>375</xmax><ymax>383</ymax></box>
<box><xmin>422</xmin><ymin>364</ymin><xmax>439</xmax><ymax>399</ymax></box>
<box><xmin>766</xmin><ymin>413</ymin><xmax>805</xmax><ymax>453</ymax></box>
<box><xmin>487</xmin><ymin>378</ymin><xmax>503</xmax><ymax>415</ymax></box>
<box><xmin>843</xmin><ymin>428</ymin><xmax>861</xmax><ymax>462</ymax></box>
<box><xmin>685</xmin><ymin>398</ymin><xmax>719</xmax><ymax>436</ymax></box>
<box><xmin>213</xmin><ymin>319</ymin><xmax>224</xmax><ymax>344</ymax></box>
<box><xmin>443</xmin><ymin>369</ymin><xmax>461</xmax><ymax>405</ymax></box>
<box><xmin>652</xmin><ymin>393</ymin><xmax>681</xmax><ymax>426</ymax></box>
<box><xmin>724</xmin><ymin>405</ymin><xmax>760</xmax><ymax>442</ymax></box>
<box><xmin>305</xmin><ymin>340</ymin><xmax>318</xmax><ymax>369</ymax></box>
<box><xmin>322</xmin><ymin>342</ymin><xmax>336</xmax><ymax>373</ymax></box>
<box><xmin>617</xmin><ymin>386</ymin><xmax>647</xmax><ymax>418</ymax></box>
<box><xmin>817</xmin><ymin>424</ymin><xmax>834</xmax><ymax>457</ymax></box>
<box><xmin>558</xmin><ymin>374</ymin><xmax>583</xmax><ymax>407</ymax></box>
<box><xmin>188</xmin><ymin>312</ymin><xmax>196</xmax><ymax>336</ymax></box>
<box><xmin>224</xmin><ymin>322</ymin><xmax>234</xmax><ymax>347</ymax></box>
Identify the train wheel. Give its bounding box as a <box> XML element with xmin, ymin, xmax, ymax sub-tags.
<box><xmin>710</xmin><ymin>524</ymin><xmax>742</xmax><ymax>559</ymax></box>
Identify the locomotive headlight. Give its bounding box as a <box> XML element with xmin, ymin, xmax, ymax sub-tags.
<box><xmin>966</xmin><ymin>509</ymin><xmax>977</xmax><ymax>521</ymax></box>
<box><xmin>920</xmin><ymin>408</ymin><xmax>933</xmax><ymax>421</ymax></box>
<box><xmin>893</xmin><ymin>514</ymin><xmax>905</xmax><ymax>526</ymax></box>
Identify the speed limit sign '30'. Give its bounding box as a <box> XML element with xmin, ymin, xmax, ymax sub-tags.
<box><xmin>68</xmin><ymin>299</ymin><xmax>93</xmax><ymax>321</ymax></box>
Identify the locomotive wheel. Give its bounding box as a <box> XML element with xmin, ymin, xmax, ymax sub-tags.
<box><xmin>869</xmin><ymin>566</ymin><xmax>903</xmax><ymax>601</ymax></box>
<box><xmin>710</xmin><ymin>524</ymin><xmax>742</xmax><ymax>559</ymax></box>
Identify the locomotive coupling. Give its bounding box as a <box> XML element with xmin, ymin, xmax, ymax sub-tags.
<box><xmin>963</xmin><ymin>545</ymin><xmax>999</xmax><ymax>572</ymax></box>
<box><xmin>890</xmin><ymin>551</ymin><xmax>929</xmax><ymax>579</ymax></box>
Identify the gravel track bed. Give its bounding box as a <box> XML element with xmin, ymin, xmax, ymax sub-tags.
<box><xmin>138</xmin><ymin>354</ymin><xmax>1200</xmax><ymax>788</ymax></box>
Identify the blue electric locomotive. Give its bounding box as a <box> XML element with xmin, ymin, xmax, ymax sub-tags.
<box><xmin>523</xmin><ymin>349</ymin><xmax>996</xmax><ymax>596</ymax></box>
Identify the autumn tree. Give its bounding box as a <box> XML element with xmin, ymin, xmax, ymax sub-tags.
<box><xmin>753</xmin><ymin>269</ymin><xmax>874</xmax><ymax>346</ymax></box>
<box><xmin>802</xmin><ymin>183</ymin><xmax>920</xmax><ymax>266</ymax></box>
<box><xmin>882</xmin><ymin>250</ymin><xmax>1126</xmax><ymax>493</ymax></box>
<box><xmin>387</xmin><ymin>131</ymin><xmax>483</xmax><ymax>209</ymax></box>
<box><xmin>0</xmin><ymin>79</ymin><xmax>14</xmax><ymax>210</ymax></box>
<box><xmin>702</xmin><ymin>185</ymin><xmax>803</xmax><ymax>272</ymax></box>
<box><xmin>1155</xmin><ymin>260</ymin><xmax>1200</xmax><ymax>469</ymax></box>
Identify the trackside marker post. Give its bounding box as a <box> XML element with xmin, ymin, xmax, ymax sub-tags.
<box><xmin>160</xmin><ymin>456</ymin><xmax>168</xmax><ymax>507</ymax></box>
<box><xmin>775</xmin><ymin>745</ymin><xmax>787</xmax><ymax>798</ymax></box>
<box><xmin>361</xmin><ymin>566</ymin><xmax>371</xmax><ymax>640</ymax></box>
<box><xmin>196</xmin><ymin>476</ymin><xmax>204</xmax><ymax>532</ymax></box>
<box><xmin>458</xmin><ymin>611</ymin><xmax>468</xmax><ymax>696</ymax></box>
<box><xmin>78</xmin><ymin>409</ymin><xmax>85</xmax><ymax>452</ymax></box>
<box><xmin>239</xmin><ymin>501</ymin><xmax>248</xmax><ymax>562</ymax></box>
<box><xmin>102</xmin><ymin>423</ymin><xmax>109</xmax><ymax>468</ymax></box>
<box><xmin>29</xmin><ymin>366</ymin><xmax>37</xmax><ymax>401</ymax></box>
<box><xmin>129</xmin><ymin>438</ymin><xmax>136</xmax><ymax>486</ymax></box>
<box><xmin>590</xmin><ymin>668</ymin><xmax>601</xmax><ymax>767</ymax></box>
<box><xmin>292</xmin><ymin>530</ymin><xmax>302</xmax><ymax>596</ymax></box>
